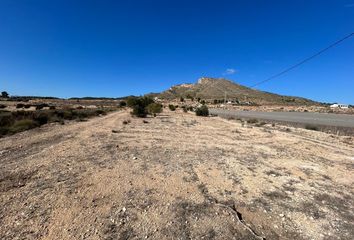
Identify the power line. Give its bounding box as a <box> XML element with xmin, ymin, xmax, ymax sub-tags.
<box><xmin>249</xmin><ymin>32</ymin><xmax>354</xmax><ymax>88</ymax></box>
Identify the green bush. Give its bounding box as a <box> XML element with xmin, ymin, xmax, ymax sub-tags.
<box><xmin>128</xmin><ymin>97</ymin><xmax>155</xmax><ymax>118</ymax></box>
<box><xmin>147</xmin><ymin>103</ymin><xmax>163</xmax><ymax>116</ymax></box>
<box><xmin>62</xmin><ymin>110</ymin><xmax>74</xmax><ymax>120</ymax></box>
<box><xmin>35</xmin><ymin>103</ymin><xmax>49</xmax><ymax>110</ymax></box>
<box><xmin>132</xmin><ymin>105</ymin><xmax>147</xmax><ymax>118</ymax></box>
<box><xmin>195</xmin><ymin>105</ymin><xmax>209</xmax><ymax>116</ymax></box>
<box><xmin>247</xmin><ymin>119</ymin><xmax>258</xmax><ymax>124</ymax></box>
<box><xmin>34</xmin><ymin>112</ymin><xmax>50</xmax><ymax>125</ymax></box>
<box><xmin>95</xmin><ymin>109</ymin><xmax>106</xmax><ymax>115</ymax></box>
<box><xmin>0</xmin><ymin>112</ymin><xmax>14</xmax><ymax>127</ymax></box>
<box><xmin>16</xmin><ymin>103</ymin><xmax>25</xmax><ymax>109</ymax></box>
<box><xmin>305</xmin><ymin>124</ymin><xmax>319</xmax><ymax>131</ymax></box>
<box><xmin>127</xmin><ymin>96</ymin><xmax>153</xmax><ymax>108</ymax></box>
<box><xmin>76</xmin><ymin>111</ymin><xmax>89</xmax><ymax>120</ymax></box>
<box><xmin>126</xmin><ymin>96</ymin><xmax>139</xmax><ymax>107</ymax></box>
<box><xmin>168</xmin><ymin>104</ymin><xmax>176</xmax><ymax>111</ymax></box>
<box><xmin>119</xmin><ymin>101</ymin><xmax>127</xmax><ymax>107</ymax></box>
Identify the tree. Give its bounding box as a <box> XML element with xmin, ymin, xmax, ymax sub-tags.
<box><xmin>1</xmin><ymin>91</ymin><xmax>9</xmax><ymax>98</ymax></box>
<box><xmin>147</xmin><ymin>103</ymin><xmax>163</xmax><ymax>117</ymax></box>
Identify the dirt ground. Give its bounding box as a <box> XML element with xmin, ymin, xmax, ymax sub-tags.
<box><xmin>0</xmin><ymin>109</ymin><xmax>353</xmax><ymax>240</ymax></box>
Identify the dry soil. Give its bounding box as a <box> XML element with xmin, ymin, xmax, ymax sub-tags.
<box><xmin>1</xmin><ymin>110</ymin><xmax>353</xmax><ymax>240</ymax></box>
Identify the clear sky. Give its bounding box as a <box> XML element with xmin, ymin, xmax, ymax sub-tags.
<box><xmin>0</xmin><ymin>0</ymin><xmax>353</xmax><ymax>103</ymax></box>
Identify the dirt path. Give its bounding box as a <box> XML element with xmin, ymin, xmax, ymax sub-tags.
<box><xmin>1</xmin><ymin>110</ymin><xmax>353</xmax><ymax>240</ymax></box>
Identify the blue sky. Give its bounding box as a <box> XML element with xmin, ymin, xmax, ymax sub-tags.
<box><xmin>0</xmin><ymin>0</ymin><xmax>353</xmax><ymax>103</ymax></box>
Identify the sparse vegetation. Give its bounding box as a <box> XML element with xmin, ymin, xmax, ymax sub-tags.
<box><xmin>0</xmin><ymin>108</ymin><xmax>113</xmax><ymax>137</ymax></box>
<box><xmin>9</xmin><ymin>119</ymin><xmax>39</xmax><ymax>133</ymax></box>
<box><xmin>195</xmin><ymin>105</ymin><xmax>209</xmax><ymax>116</ymax></box>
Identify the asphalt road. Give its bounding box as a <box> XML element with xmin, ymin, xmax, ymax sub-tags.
<box><xmin>209</xmin><ymin>108</ymin><xmax>354</xmax><ymax>128</ymax></box>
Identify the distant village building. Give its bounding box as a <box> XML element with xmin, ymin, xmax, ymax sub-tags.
<box><xmin>330</xmin><ymin>103</ymin><xmax>349</xmax><ymax>109</ymax></box>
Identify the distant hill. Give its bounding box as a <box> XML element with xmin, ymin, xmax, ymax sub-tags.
<box><xmin>156</xmin><ymin>77</ymin><xmax>319</xmax><ymax>105</ymax></box>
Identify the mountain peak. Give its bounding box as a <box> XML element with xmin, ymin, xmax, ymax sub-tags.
<box><xmin>197</xmin><ymin>77</ymin><xmax>230</xmax><ymax>85</ymax></box>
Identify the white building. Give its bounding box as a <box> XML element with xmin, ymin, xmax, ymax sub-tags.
<box><xmin>330</xmin><ymin>103</ymin><xmax>349</xmax><ymax>109</ymax></box>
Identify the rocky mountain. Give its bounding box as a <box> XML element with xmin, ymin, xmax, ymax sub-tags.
<box><xmin>157</xmin><ymin>77</ymin><xmax>318</xmax><ymax>105</ymax></box>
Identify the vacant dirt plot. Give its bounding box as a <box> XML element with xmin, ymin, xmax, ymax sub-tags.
<box><xmin>0</xmin><ymin>110</ymin><xmax>353</xmax><ymax>240</ymax></box>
